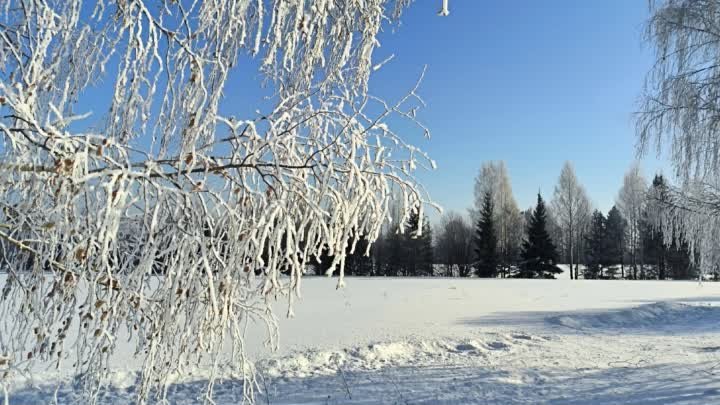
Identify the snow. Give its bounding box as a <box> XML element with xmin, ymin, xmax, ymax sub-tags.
<box><xmin>549</xmin><ymin>301</ymin><xmax>720</xmax><ymax>331</ymax></box>
<box><xmin>8</xmin><ymin>276</ymin><xmax>720</xmax><ymax>404</ymax></box>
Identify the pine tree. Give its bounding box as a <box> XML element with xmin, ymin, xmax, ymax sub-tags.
<box><xmin>605</xmin><ymin>205</ymin><xmax>626</xmax><ymax>279</ymax></box>
<box><xmin>584</xmin><ymin>210</ymin><xmax>607</xmax><ymax>279</ymax></box>
<box><xmin>520</xmin><ymin>193</ymin><xmax>561</xmax><ymax>278</ymax></box>
<box><xmin>403</xmin><ymin>210</ymin><xmax>434</xmax><ymax>276</ymax></box>
<box><xmin>474</xmin><ymin>191</ymin><xmax>499</xmax><ymax>277</ymax></box>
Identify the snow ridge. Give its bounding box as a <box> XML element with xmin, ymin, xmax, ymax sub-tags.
<box><xmin>548</xmin><ymin>301</ymin><xmax>720</xmax><ymax>331</ymax></box>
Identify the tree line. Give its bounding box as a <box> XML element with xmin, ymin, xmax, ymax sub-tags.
<box><xmin>318</xmin><ymin>161</ymin><xmax>699</xmax><ymax>280</ymax></box>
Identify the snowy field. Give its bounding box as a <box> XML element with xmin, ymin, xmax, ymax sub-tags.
<box><xmin>10</xmin><ymin>276</ymin><xmax>720</xmax><ymax>404</ymax></box>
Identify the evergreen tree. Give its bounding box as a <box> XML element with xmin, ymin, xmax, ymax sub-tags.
<box><xmin>666</xmin><ymin>237</ymin><xmax>694</xmax><ymax>279</ymax></box>
<box><xmin>640</xmin><ymin>175</ymin><xmax>663</xmax><ymax>279</ymax></box>
<box><xmin>520</xmin><ymin>193</ymin><xmax>561</xmax><ymax>278</ymax></box>
<box><xmin>584</xmin><ymin>210</ymin><xmax>607</xmax><ymax>279</ymax></box>
<box><xmin>642</xmin><ymin>175</ymin><xmax>695</xmax><ymax>280</ymax></box>
<box><xmin>386</xmin><ymin>229</ymin><xmax>404</xmax><ymax>276</ymax></box>
<box><xmin>473</xmin><ymin>161</ymin><xmax>524</xmax><ymax>277</ymax></box>
<box><xmin>311</xmin><ymin>245</ymin><xmax>334</xmax><ymax>275</ymax></box>
<box><xmin>640</xmin><ymin>211</ymin><xmax>664</xmax><ymax>279</ymax></box>
<box><xmin>371</xmin><ymin>230</ymin><xmax>389</xmax><ymax>276</ymax></box>
<box><xmin>403</xmin><ymin>210</ymin><xmax>434</xmax><ymax>276</ymax></box>
<box><xmin>643</xmin><ymin>174</ymin><xmax>673</xmax><ymax>279</ymax></box>
<box><xmin>312</xmin><ymin>231</ymin><xmax>374</xmax><ymax>276</ymax></box>
<box><xmin>345</xmin><ymin>233</ymin><xmax>374</xmax><ymax>276</ymax></box>
<box><xmin>474</xmin><ymin>191</ymin><xmax>499</xmax><ymax>277</ymax></box>
<box><xmin>605</xmin><ymin>205</ymin><xmax>626</xmax><ymax>279</ymax></box>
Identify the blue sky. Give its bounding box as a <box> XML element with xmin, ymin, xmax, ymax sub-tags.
<box><xmin>366</xmin><ymin>1</ymin><xmax>668</xmax><ymax>219</ymax></box>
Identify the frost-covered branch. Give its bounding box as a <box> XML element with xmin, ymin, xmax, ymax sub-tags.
<box><xmin>0</xmin><ymin>0</ymin><xmax>435</xmax><ymax>403</ymax></box>
<box><xmin>637</xmin><ymin>0</ymin><xmax>720</xmax><ymax>274</ymax></box>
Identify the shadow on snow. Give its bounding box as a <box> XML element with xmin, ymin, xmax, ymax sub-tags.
<box><xmin>9</xmin><ymin>361</ymin><xmax>720</xmax><ymax>405</ymax></box>
<box><xmin>459</xmin><ymin>301</ymin><xmax>720</xmax><ymax>336</ymax></box>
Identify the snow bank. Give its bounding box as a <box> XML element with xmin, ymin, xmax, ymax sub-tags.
<box><xmin>548</xmin><ymin>301</ymin><xmax>720</xmax><ymax>331</ymax></box>
<box><xmin>260</xmin><ymin>334</ymin><xmax>534</xmax><ymax>379</ymax></box>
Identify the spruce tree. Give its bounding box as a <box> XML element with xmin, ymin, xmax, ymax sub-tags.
<box><xmin>666</xmin><ymin>237</ymin><xmax>694</xmax><ymax>279</ymax></box>
<box><xmin>345</xmin><ymin>233</ymin><xmax>374</xmax><ymax>276</ymax></box>
<box><xmin>584</xmin><ymin>210</ymin><xmax>607</xmax><ymax>279</ymax></box>
<box><xmin>642</xmin><ymin>175</ymin><xmax>694</xmax><ymax>280</ymax></box>
<box><xmin>403</xmin><ymin>210</ymin><xmax>434</xmax><ymax>276</ymax></box>
<box><xmin>387</xmin><ymin>228</ymin><xmax>405</xmax><ymax>276</ymax></box>
<box><xmin>520</xmin><ymin>193</ymin><xmax>560</xmax><ymax>278</ymax></box>
<box><xmin>312</xmin><ymin>231</ymin><xmax>374</xmax><ymax>276</ymax></box>
<box><xmin>643</xmin><ymin>174</ymin><xmax>672</xmax><ymax>279</ymax></box>
<box><xmin>605</xmin><ymin>206</ymin><xmax>626</xmax><ymax>279</ymax></box>
<box><xmin>474</xmin><ymin>191</ymin><xmax>499</xmax><ymax>277</ymax></box>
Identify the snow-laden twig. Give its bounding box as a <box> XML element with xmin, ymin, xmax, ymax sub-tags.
<box><xmin>0</xmin><ymin>1</ymin><xmax>436</xmax><ymax>403</ymax></box>
<box><xmin>638</xmin><ymin>0</ymin><xmax>720</xmax><ymax>275</ymax></box>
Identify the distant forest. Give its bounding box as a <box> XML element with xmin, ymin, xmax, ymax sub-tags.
<box><xmin>314</xmin><ymin>162</ymin><xmax>699</xmax><ymax>280</ymax></box>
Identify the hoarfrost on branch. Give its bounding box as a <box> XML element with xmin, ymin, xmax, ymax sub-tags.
<box><xmin>638</xmin><ymin>0</ymin><xmax>720</xmax><ymax>273</ymax></box>
<box><xmin>0</xmin><ymin>0</ymin><xmax>435</xmax><ymax>402</ymax></box>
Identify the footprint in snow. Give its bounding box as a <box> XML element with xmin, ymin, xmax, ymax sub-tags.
<box><xmin>486</xmin><ymin>341</ymin><xmax>511</xmax><ymax>350</ymax></box>
<box><xmin>455</xmin><ymin>343</ymin><xmax>477</xmax><ymax>352</ymax></box>
<box><xmin>511</xmin><ymin>333</ymin><xmax>533</xmax><ymax>341</ymax></box>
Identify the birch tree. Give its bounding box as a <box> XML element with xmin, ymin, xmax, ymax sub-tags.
<box><xmin>616</xmin><ymin>164</ymin><xmax>647</xmax><ymax>279</ymax></box>
<box><xmin>435</xmin><ymin>212</ymin><xmax>473</xmax><ymax>277</ymax></box>
<box><xmin>573</xmin><ymin>191</ymin><xmax>592</xmax><ymax>279</ymax></box>
<box><xmin>552</xmin><ymin>162</ymin><xmax>590</xmax><ymax>280</ymax></box>
<box><xmin>638</xmin><ymin>0</ymin><xmax>720</xmax><ymax>275</ymax></box>
<box><xmin>0</xmin><ymin>1</ymin><xmax>436</xmax><ymax>403</ymax></box>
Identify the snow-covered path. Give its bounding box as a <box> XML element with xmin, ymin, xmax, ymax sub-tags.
<box><xmin>10</xmin><ymin>277</ymin><xmax>720</xmax><ymax>404</ymax></box>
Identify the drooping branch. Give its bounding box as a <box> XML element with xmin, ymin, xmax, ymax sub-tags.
<box><xmin>0</xmin><ymin>1</ymin><xmax>436</xmax><ymax>404</ymax></box>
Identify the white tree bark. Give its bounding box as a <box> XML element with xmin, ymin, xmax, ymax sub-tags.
<box><xmin>616</xmin><ymin>163</ymin><xmax>647</xmax><ymax>279</ymax></box>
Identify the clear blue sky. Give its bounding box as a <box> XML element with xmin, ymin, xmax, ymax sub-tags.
<box><xmin>367</xmin><ymin>0</ymin><xmax>668</xmax><ymax>219</ymax></box>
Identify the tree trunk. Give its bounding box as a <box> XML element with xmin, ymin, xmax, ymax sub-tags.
<box><xmin>658</xmin><ymin>243</ymin><xmax>666</xmax><ymax>280</ymax></box>
<box><xmin>569</xmin><ymin>228</ymin><xmax>574</xmax><ymax>280</ymax></box>
<box><xmin>574</xmin><ymin>231</ymin><xmax>581</xmax><ymax>280</ymax></box>
<box><xmin>639</xmin><ymin>242</ymin><xmax>645</xmax><ymax>280</ymax></box>
<box><xmin>631</xmin><ymin>228</ymin><xmax>637</xmax><ymax>280</ymax></box>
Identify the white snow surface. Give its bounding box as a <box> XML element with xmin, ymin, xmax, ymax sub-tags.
<box><xmin>10</xmin><ymin>276</ymin><xmax>720</xmax><ymax>404</ymax></box>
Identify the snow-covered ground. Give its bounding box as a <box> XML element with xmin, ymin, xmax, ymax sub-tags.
<box><xmin>10</xmin><ymin>277</ymin><xmax>720</xmax><ymax>404</ymax></box>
